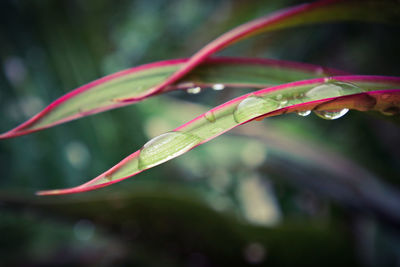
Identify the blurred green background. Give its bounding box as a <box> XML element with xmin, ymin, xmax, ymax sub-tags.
<box><xmin>0</xmin><ymin>0</ymin><xmax>400</xmax><ymax>266</ymax></box>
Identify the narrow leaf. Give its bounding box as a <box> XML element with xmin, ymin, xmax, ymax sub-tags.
<box><xmin>3</xmin><ymin>0</ymin><xmax>398</xmax><ymax>139</ymax></box>
<box><xmin>37</xmin><ymin>75</ymin><xmax>400</xmax><ymax>195</ymax></box>
<box><xmin>134</xmin><ymin>0</ymin><xmax>399</xmax><ymax>102</ymax></box>
<box><xmin>0</xmin><ymin>57</ymin><xmax>342</xmax><ymax>139</ymax></box>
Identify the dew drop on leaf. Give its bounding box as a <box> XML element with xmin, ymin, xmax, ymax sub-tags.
<box><xmin>233</xmin><ymin>96</ymin><xmax>279</xmax><ymax>123</ymax></box>
<box><xmin>187</xmin><ymin>87</ymin><xmax>201</xmax><ymax>94</ymax></box>
<box><xmin>297</xmin><ymin>110</ymin><xmax>311</xmax><ymax>116</ymax></box>
<box><xmin>314</xmin><ymin>108</ymin><xmax>349</xmax><ymax>120</ymax></box>
<box><xmin>138</xmin><ymin>131</ymin><xmax>202</xmax><ymax>170</ymax></box>
<box><xmin>306</xmin><ymin>81</ymin><xmax>362</xmax><ymax>100</ymax></box>
<box><xmin>204</xmin><ymin>110</ymin><xmax>216</xmax><ymax>123</ymax></box>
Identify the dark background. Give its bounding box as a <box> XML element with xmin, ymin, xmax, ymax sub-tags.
<box><xmin>0</xmin><ymin>0</ymin><xmax>399</xmax><ymax>266</ymax></box>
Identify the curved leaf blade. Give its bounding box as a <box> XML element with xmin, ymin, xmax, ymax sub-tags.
<box><xmin>0</xmin><ymin>57</ymin><xmax>342</xmax><ymax>139</ymax></box>
<box><xmin>134</xmin><ymin>0</ymin><xmax>399</xmax><ymax>102</ymax></box>
<box><xmin>37</xmin><ymin>75</ymin><xmax>400</xmax><ymax>195</ymax></box>
<box><xmin>3</xmin><ymin>0</ymin><xmax>398</xmax><ymax>139</ymax></box>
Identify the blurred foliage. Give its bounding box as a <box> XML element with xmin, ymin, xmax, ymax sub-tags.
<box><xmin>0</xmin><ymin>0</ymin><xmax>400</xmax><ymax>266</ymax></box>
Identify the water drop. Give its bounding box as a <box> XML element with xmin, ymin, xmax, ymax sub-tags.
<box><xmin>275</xmin><ymin>94</ymin><xmax>283</xmax><ymax>101</ymax></box>
<box><xmin>306</xmin><ymin>83</ymin><xmax>342</xmax><ymax>99</ymax></box>
<box><xmin>305</xmin><ymin>81</ymin><xmax>362</xmax><ymax>100</ymax></box>
<box><xmin>138</xmin><ymin>131</ymin><xmax>201</xmax><ymax>170</ymax></box>
<box><xmin>314</xmin><ymin>108</ymin><xmax>349</xmax><ymax>120</ymax></box>
<box><xmin>233</xmin><ymin>96</ymin><xmax>279</xmax><ymax>123</ymax></box>
<box><xmin>187</xmin><ymin>87</ymin><xmax>201</xmax><ymax>94</ymax></box>
<box><xmin>297</xmin><ymin>110</ymin><xmax>311</xmax><ymax>117</ymax></box>
<box><xmin>204</xmin><ymin>110</ymin><xmax>216</xmax><ymax>123</ymax></box>
<box><xmin>212</xmin><ymin>84</ymin><xmax>225</xmax><ymax>90</ymax></box>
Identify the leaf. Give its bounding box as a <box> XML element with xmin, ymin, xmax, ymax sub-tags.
<box><xmin>0</xmin><ymin>57</ymin><xmax>343</xmax><ymax>139</ymax></box>
<box><xmin>133</xmin><ymin>0</ymin><xmax>399</xmax><ymax>103</ymax></box>
<box><xmin>2</xmin><ymin>0</ymin><xmax>398</xmax><ymax>139</ymax></box>
<box><xmin>37</xmin><ymin>75</ymin><xmax>400</xmax><ymax>195</ymax></box>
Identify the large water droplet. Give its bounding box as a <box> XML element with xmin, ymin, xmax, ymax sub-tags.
<box><xmin>138</xmin><ymin>131</ymin><xmax>201</xmax><ymax>170</ymax></box>
<box><xmin>212</xmin><ymin>84</ymin><xmax>225</xmax><ymax>90</ymax></box>
<box><xmin>204</xmin><ymin>111</ymin><xmax>216</xmax><ymax>123</ymax></box>
<box><xmin>314</xmin><ymin>108</ymin><xmax>349</xmax><ymax>120</ymax></box>
<box><xmin>305</xmin><ymin>81</ymin><xmax>362</xmax><ymax>100</ymax></box>
<box><xmin>297</xmin><ymin>110</ymin><xmax>311</xmax><ymax>117</ymax></box>
<box><xmin>187</xmin><ymin>87</ymin><xmax>201</xmax><ymax>94</ymax></box>
<box><xmin>233</xmin><ymin>96</ymin><xmax>279</xmax><ymax>123</ymax></box>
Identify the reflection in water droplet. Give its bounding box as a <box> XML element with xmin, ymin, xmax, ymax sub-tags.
<box><xmin>138</xmin><ymin>131</ymin><xmax>201</xmax><ymax>170</ymax></box>
<box><xmin>314</xmin><ymin>108</ymin><xmax>349</xmax><ymax>120</ymax></box>
<box><xmin>233</xmin><ymin>96</ymin><xmax>279</xmax><ymax>123</ymax></box>
<box><xmin>204</xmin><ymin>111</ymin><xmax>216</xmax><ymax>123</ymax></box>
<box><xmin>297</xmin><ymin>110</ymin><xmax>311</xmax><ymax>117</ymax></box>
<box><xmin>187</xmin><ymin>87</ymin><xmax>201</xmax><ymax>94</ymax></box>
<box><xmin>212</xmin><ymin>84</ymin><xmax>225</xmax><ymax>90</ymax></box>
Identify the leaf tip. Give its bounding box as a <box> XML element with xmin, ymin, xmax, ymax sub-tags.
<box><xmin>36</xmin><ymin>189</ymin><xmax>61</xmax><ymax>196</ymax></box>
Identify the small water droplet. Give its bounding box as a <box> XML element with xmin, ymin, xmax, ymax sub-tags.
<box><xmin>187</xmin><ymin>87</ymin><xmax>201</xmax><ymax>94</ymax></box>
<box><xmin>275</xmin><ymin>94</ymin><xmax>283</xmax><ymax>101</ymax></box>
<box><xmin>204</xmin><ymin>111</ymin><xmax>216</xmax><ymax>123</ymax></box>
<box><xmin>297</xmin><ymin>110</ymin><xmax>311</xmax><ymax>116</ymax></box>
<box><xmin>314</xmin><ymin>108</ymin><xmax>349</xmax><ymax>120</ymax></box>
<box><xmin>138</xmin><ymin>131</ymin><xmax>201</xmax><ymax>170</ymax></box>
<box><xmin>212</xmin><ymin>84</ymin><xmax>225</xmax><ymax>90</ymax></box>
<box><xmin>233</xmin><ymin>96</ymin><xmax>279</xmax><ymax>123</ymax></box>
